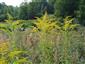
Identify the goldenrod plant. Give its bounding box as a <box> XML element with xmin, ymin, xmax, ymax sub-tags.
<box><xmin>32</xmin><ymin>14</ymin><xmax>80</xmax><ymax>64</ymax></box>
<box><xmin>0</xmin><ymin>13</ymin><xmax>23</xmax><ymax>36</ymax></box>
<box><xmin>62</xmin><ymin>16</ymin><xmax>79</xmax><ymax>31</ymax></box>
<box><xmin>0</xmin><ymin>13</ymin><xmax>24</xmax><ymax>49</ymax></box>
<box><xmin>0</xmin><ymin>14</ymin><xmax>32</xmax><ymax>64</ymax></box>
<box><xmin>0</xmin><ymin>12</ymin><xmax>84</xmax><ymax>64</ymax></box>
<box><xmin>33</xmin><ymin>12</ymin><xmax>60</xmax><ymax>33</ymax></box>
<box><xmin>0</xmin><ymin>50</ymin><xmax>32</xmax><ymax>64</ymax></box>
<box><xmin>59</xmin><ymin>16</ymin><xmax>79</xmax><ymax>64</ymax></box>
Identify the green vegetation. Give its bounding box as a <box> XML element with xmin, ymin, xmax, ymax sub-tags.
<box><xmin>0</xmin><ymin>13</ymin><xmax>85</xmax><ymax>64</ymax></box>
<box><xmin>0</xmin><ymin>0</ymin><xmax>85</xmax><ymax>64</ymax></box>
<box><xmin>0</xmin><ymin>0</ymin><xmax>85</xmax><ymax>25</ymax></box>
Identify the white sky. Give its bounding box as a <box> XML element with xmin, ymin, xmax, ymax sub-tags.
<box><xmin>0</xmin><ymin>0</ymin><xmax>32</xmax><ymax>6</ymax></box>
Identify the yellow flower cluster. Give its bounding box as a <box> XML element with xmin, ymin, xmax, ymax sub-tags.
<box><xmin>63</xmin><ymin>16</ymin><xmax>79</xmax><ymax>31</ymax></box>
<box><xmin>0</xmin><ymin>59</ymin><xmax>7</xmax><ymax>64</ymax></box>
<box><xmin>32</xmin><ymin>27</ymin><xmax>38</xmax><ymax>32</ymax></box>
<box><xmin>32</xmin><ymin>13</ymin><xmax>79</xmax><ymax>33</ymax></box>
<box><xmin>0</xmin><ymin>42</ymin><xmax>9</xmax><ymax>53</ymax></box>
<box><xmin>33</xmin><ymin>12</ymin><xmax>59</xmax><ymax>33</ymax></box>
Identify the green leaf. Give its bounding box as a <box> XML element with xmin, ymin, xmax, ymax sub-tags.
<box><xmin>13</xmin><ymin>58</ymin><xmax>32</xmax><ymax>64</ymax></box>
<box><xmin>9</xmin><ymin>51</ymin><xmax>26</xmax><ymax>58</ymax></box>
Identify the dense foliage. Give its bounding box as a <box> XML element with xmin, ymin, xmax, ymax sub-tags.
<box><xmin>0</xmin><ymin>0</ymin><xmax>85</xmax><ymax>25</ymax></box>
<box><xmin>0</xmin><ymin>0</ymin><xmax>85</xmax><ymax>63</ymax></box>
<box><xmin>0</xmin><ymin>12</ymin><xmax>85</xmax><ymax>64</ymax></box>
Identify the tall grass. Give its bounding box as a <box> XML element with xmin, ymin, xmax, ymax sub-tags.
<box><xmin>0</xmin><ymin>13</ymin><xmax>85</xmax><ymax>64</ymax></box>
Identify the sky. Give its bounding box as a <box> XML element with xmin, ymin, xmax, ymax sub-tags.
<box><xmin>0</xmin><ymin>0</ymin><xmax>31</xmax><ymax>6</ymax></box>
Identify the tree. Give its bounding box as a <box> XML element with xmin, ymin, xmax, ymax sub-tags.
<box><xmin>48</xmin><ymin>0</ymin><xmax>55</xmax><ymax>14</ymax></box>
<box><xmin>7</xmin><ymin>6</ymin><xmax>19</xmax><ymax>20</ymax></box>
<box><xmin>19</xmin><ymin>1</ymin><xmax>42</xmax><ymax>19</ymax></box>
<box><xmin>54</xmin><ymin>0</ymin><xmax>80</xmax><ymax>17</ymax></box>
<box><xmin>32</xmin><ymin>0</ymin><xmax>47</xmax><ymax>2</ymax></box>
<box><xmin>19</xmin><ymin>0</ymin><xmax>53</xmax><ymax>20</ymax></box>
<box><xmin>78</xmin><ymin>0</ymin><xmax>85</xmax><ymax>25</ymax></box>
<box><xmin>48</xmin><ymin>0</ymin><xmax>55</xmax><ymax>5</ymax></box>
<box><xmin>0</xmin><ymin>2</ymin><xmax>19</xmax><ymax>21</ymax></box>
<box><xmin>28</xmin><ymin>2</ymin><xmax>42</xmax><ymax>19</ymax></box>
<box><xmin>0</xmin><ymin>2</ymin><xmax>7</xmax><ymax>21</ymax></box>
<box><xmin>19</xmin><ymin>2</ymin><xmax>29</xmax><ymax>20</ymax></box>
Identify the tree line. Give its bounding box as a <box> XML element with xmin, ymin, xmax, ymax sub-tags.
<box><xmin>0</xmin><ymin>0</ymin><xmax>85</xmax><ymax>25</ymax></box>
